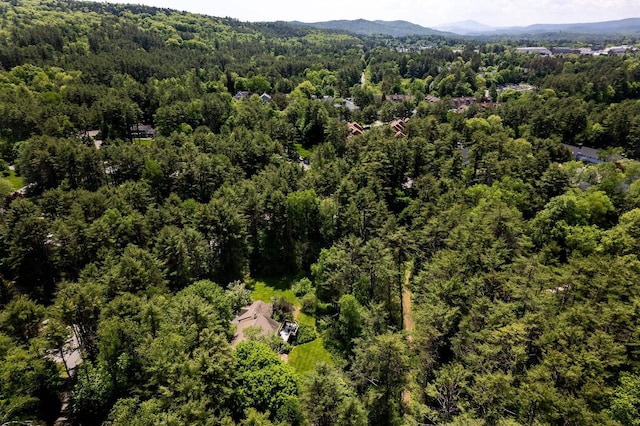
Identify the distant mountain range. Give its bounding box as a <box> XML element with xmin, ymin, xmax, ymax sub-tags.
<box><xmin>435</xmin><ymin>20</ymin><xmax>495</xmax><ymax>35</ymax></box>
<box><xmin>291</xmin><ymin>17</ymin><xmax>640</xmax><ymax>37</ymax></box>
<box><xmin>435</xmin><ymin>18</ymin><xmax>640</xmax><ymax>35</ymax></box>
<box><xmin>290</xmin><ymin>19</ymin><xmax>453</xmax><ymax>37</ymax></box>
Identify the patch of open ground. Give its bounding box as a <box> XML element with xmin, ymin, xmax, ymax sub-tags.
<box><xmin>248</xmin><ymin>277</ymin><xmax>332</xmax><ymax>375</ymax></box>
<box><xmin>288</xmin><ymin>338</ymin><xmax>332</xmax><ymax>375</ymax></box>
<box><xmin>4</xmin><ymin>169</ymin><xmax>24</xmax><ymax>191</ymax></box>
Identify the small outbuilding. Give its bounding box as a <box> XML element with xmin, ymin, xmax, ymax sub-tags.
<box><xmin>278</xmin><ymin>320</ymin><xmax>299</xmax><ymax>343</ymax></box>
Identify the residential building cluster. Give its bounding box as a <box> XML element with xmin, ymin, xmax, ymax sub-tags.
<box><xmin>517</xmin><ymin>45</ymin><xmax>637</xmax><ymax>56</ymax></box>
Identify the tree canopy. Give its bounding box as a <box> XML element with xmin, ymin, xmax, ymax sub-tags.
<box><xmin>1</xmin><ymin>1</ymin><xmax>640</xmax><ymax>425</ymax></box>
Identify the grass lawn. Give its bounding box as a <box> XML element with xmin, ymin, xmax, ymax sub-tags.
<box><xmin>293</xmin><ymin>143</ymin><xmax>311</xmax><ymax>159</ymax></box>
<box><xmin>296</xmin><ymin>311</ymin><xmax>315</xmax><ymax>327</ymax></box>
<box><xmin>249</xmin><ymin>277</ymin><xmax>298</xmax><ymax>306</ymax></box>
<box><xmin>133</xmin><ymin>138</ymin><xmax>152</xmax><ymax>147</ymax></box>
<box><xmin>249</xmin><ymin>277</ymin><xmax>317</xmax><ymax>326</ymax></box>
<box><xmin>4</xmin><ymin>169</ymin><xmax>24</xmax><ymax>190</ymax></box>
<box><xmin>288</xmin><ymin>338</ymin><xmax>333</xmax><ymax>375</ymax></box>
<box><xmin>248</xmin><ymin>276</ymin><xmax>333</xmax><ymax>374</ymax></box>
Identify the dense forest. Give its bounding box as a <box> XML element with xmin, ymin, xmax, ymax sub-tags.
<box><xmin>2</xmin><ymin>1</ymin><xmax>640</xmax><ymax>425</ymax></box>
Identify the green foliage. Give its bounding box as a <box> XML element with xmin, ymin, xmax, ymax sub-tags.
<box><xmin>2</xmin><ymin>1</ymin><xmax>640</xmax><ymax>424</ymax></box>
<box><xmin>293</xmin><ymin>323</ymin><xmax>317</xmax><ymax>345</ymax></box>
<box><xmin>0</xmin><ymin>295</ymin><xmax>44</xmax><ymax>344</ymax></box>
<box><xmin>241</xmin><ymin>408</ymin><xmax>275</xmax><ymax>426</ymax></box>
<box><xmin>294</xmin><ymin>143</ymin><xmax>311</xmax><ymax>159</ymax></box>
<box><xmin>195</xmin><ymin>196</ymin><xmax>249</xmax><ymax>283</ymax></box>
<box><xmin>72</xmin><ymin>362</ymin><xmax>114</xmax><ymax>422</ymax></box>
<box><xmin>300</xmin><ymin>291</ymin><xmax>318</xmax><ymax>315</ymax></box>
<box><xmin>106</xmin><ymin>397</ymin><xmax>173</xmax><ymax>426</ymax></box>
<box><xmin>3</xmin><ymin>198</ymin><xmax>59</xmax><ymax>298</ymax></box>
<box><xmin>336</xmin><ymin>294</ymin><xmax>364</xmax><ymax>354</ymax></box>
<box><xmin>301</xmin><ymin>362</ymin><xmax>366</xmax><ymax>426</ymax></box>
<box><xmin>0</xmin><ymin>178</ymin><xmax>15</xmax><ymax>198</ymax></box>
<box><xmin>234</xmin><ymin>341</ymin><xmax>299</xmax><ymax>419</ymax></box>
<box><xmin>292</xmin><ymin>277</ymin><xmax>313</xmax><ymax>297</ymax></box>
<box><xmin>226</xmin><ymin>280</ymin><xmax>252</xmax><ymax>314</ymax></box>
<box><xmin>608</xmin><ymin>373</ymin><xmax>640</xmax><ymax>425</ymax></box>
<box><xmin>272</xmin><ymin>297</ymin><xmax>294</xmax><ymax>323</ymax></box>
<box><xmin>104</xmin><ymin>244</ymin><xmax>167</xmax><ymax>296</ymax></box>
<box><xmin>351</xmin><ymin>332</ymin><xmax>409</xmax><ymax>425</ymax></box>
<box><xmin>0</xmin><ymin>336</ymin><xmax>62</xmax><ymax>424</ymax></box>
<box><xmin>153</xmin><ymin>225</ymin><xmax>211</xmax><ymax>291</ymax></box>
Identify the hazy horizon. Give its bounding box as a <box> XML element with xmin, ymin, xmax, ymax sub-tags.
<box><xmin>90</xmin><ymin>0</ymin><xmax>640</xmax><ymax>28</ymax></box>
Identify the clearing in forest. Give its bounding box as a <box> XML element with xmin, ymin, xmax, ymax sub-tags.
<box><xmin>248</xmin><ymin>277</ymin><xmax>332</xmax><ymax>374</ymax></box>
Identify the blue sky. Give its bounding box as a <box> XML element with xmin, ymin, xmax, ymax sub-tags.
<box><xmin>95</xmin><ymin>0</ymin><xmax>640</xmax><ymax>27</ymax></box>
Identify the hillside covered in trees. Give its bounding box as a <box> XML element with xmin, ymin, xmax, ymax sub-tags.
<box><xmin>2</xmin><ymin>1</ymin><xmax>640</xmax><ymax>425</ymax></box>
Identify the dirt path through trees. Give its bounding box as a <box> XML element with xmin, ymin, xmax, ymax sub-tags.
<box><xmin>402</xmin><ymin>267</ymin><xmax>414</xmax><ymax>406</ymax></box>
<box><xmin>402</xmin><ymin>268</ymin><xmax>414</xmax><ymax>335</ymax></box>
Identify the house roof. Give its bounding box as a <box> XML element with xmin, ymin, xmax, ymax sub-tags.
<box><xmin>390</xmin><ymin>118</ymin><xmax>409</xmax><ymax>136</ymax></box>
<box><xmin>348</xmin><ymin>121</ymin><xmax>364</xmax><ymax>136</ymax></box>
<box><xmin>131</xmin><ymin>124</ymin><xmax>156</xmax><ymax>137</ymax></box>
<box><xmin>517</xmin><ymin>47</ymin><xmax>552</xmax><ymax>56</ymax></box>
<box><xmin>451</xmin><ymin>97</ymin><xmax>475</xmax><ymax>107</ymax></box>
<box><xmin>387</xmin><ymin>94</ymin><xmax>416</xmax><ymax>103</ymax></box>
<box><xmin>562</xmin><ymin>144</ymin><xmax>603</xmax><ymax>164</ymax></box>
<box><xmin>234</xmin><ymin>91</ymin><xmax>252</xmax><ymax>100</ymax></box>
<box><xmin>230</xmin><ymin>301</ymin><xmax>280</xmax><ymax>346</ymax></box>
<box><xmin>343</xmin><ymin>99</ymin><xmax>360</xmax><ymax>111</ymax></box>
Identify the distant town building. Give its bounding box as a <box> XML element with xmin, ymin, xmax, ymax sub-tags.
<box><xmin>130</xmin><ymin>124</ymin><xmax>156</xmax><ymax>138</ymax></box>
<box><xmin>234</xmin><ymin>91</ymin><xmax>273</xmax><ymax>102</ymax></box>
<box><xmin>517</xmin><ymin>47</ymin><xmax>552</xmax><ymax>56</ymax></box>
<box><xmin>446</xmin><ymin>96</ymin><xmax>499</xmax><ymax>113</ymax></box>
<box><xmin>233</xmin><ymin>91</ymin><xmax>252</xmax><ymax>100</ymax></box>
<box><xmin>563</xmin><ymin>143</ymin><xmax>623</xmax><ymax>164</ymax></box>
<box><xmin>516</xmin><ymin>45</ymin><xmax>636</xmax><ymax>58</ymax></box>
<box><xmin>83</xmin><ymin>130</ymin><xmax>103</xmax><ymax>149</ymax></box>
<box><xmin>260</xmin><ymin>92</ymin><xmax>272</xmax><ymax>103</ymax></box>
<box><xmin>390</xmin><ymin>118</ymin><xmax>409</xmax><ymax>138</ymax></box>
<box><xmin>348</xmin><ymin>121</ymin><xmax>365</xmax><ymax>137</ymax></box>
<box><xmin>551</xmin><ymin>47</ymin><xmax>580</xmax><ymax>55</ymax></box>
<box><xmin>562</xmin><ymin>144</ymin><xmax>603</xmax><ymax>164</ymax></box>
<box><xmin>607</xmin><ymin>46</ymin><xmax>629</xmax><ymax>55</ymax></box>
<box><xmin>451</xmin><ymin>97</ymin><xmax>475</xmax><ymax>109</ymax></box>
<box><xmin>386</xmin><ymin>94</ymin><xmax>416</xmax><ymax>103</ymax></box>
<box><xmin>343</xmin><ymin>98</ymin><xmax>360</xmax><ymax>111</ymax></box>
<box><xmin>498</xmin><ymin>83</ymin><xmax>535</xmax><ymax>93</ymax></box>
